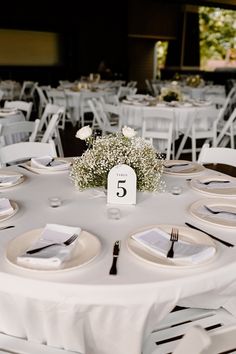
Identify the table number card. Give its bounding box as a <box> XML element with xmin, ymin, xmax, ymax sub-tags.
<box><xmin>107</xmin><ymin>164</ymin><xmax>136</xmax><ymax>205</ymax></box>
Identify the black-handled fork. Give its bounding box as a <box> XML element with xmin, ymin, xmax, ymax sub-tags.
<box><xmin>109</xmin><ymin>240</ymin><xmax>121</xmax><ymax>275</ymax></box>
<box><xmin>167</xmin><ymin>228</ymin><xmax>179</xmax><ymax>258</ymax></box>
<box><xmin>26</xmin><ymin>233</ymin><xmax>78</xmax><ymax>254</ymax></box>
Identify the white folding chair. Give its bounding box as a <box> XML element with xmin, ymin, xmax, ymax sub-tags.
<box><xmin>88</xmin><ymin>99</ymin><xmax>119</xmax><ymax>135</ymax></box>
<box><xmin>141</xmin><ymin>107</ymin><xmax>175</xmax><ymax>160</ymax></box>
<box><xmin>37</xmin><ymin>103</ymin><xmax>63</xmax><ymax>135</ymax></box>
<box><xmin>198</xmin><ymin>143</ymin><xmax>236</xmax><ymax>167</ymax></box>
<box><xmin>117</xmin><ymin>86</ymin><xmax>137</xmax><ymax>100</ymax></box>
<box><xmin>216</xmin><ymin>107</ymin><xmax>236</xmax><ymax>148</ymax></box>
<box><xmin>19</xmin><ymin>81</ymin><xmax>38</xmax><ymax>101</ymax></box>
<box><xmin>35</xmin><ymin>86</ymin><xmax>50</xmax><ymax>117</ymax></box>
<box><xmin>41</xmin><ymin>108</ymin><xmax>65</xmax><ymax>157</ymax></box>
<box><xmin>0</xmin><ymin>331</ymin><xmax>81</xmax><ymax>354</ymax></box>
<box><xmin>142</xmin><ymin>307</ymin><xmax>236</xmax><ymax>354</ymax></box>
<box><xmin>0</xmin><ymin>140</ymin><xmax>57</xmax><ymax>166</ymax></box>
<box><xmin>4</xmin><ymin>101</ymin><xmax>33</xmax><ymax>121</ymax></box>
<box><xmin>173</xmin><ymin>323</ymin><xmax>236</xmax><ymax>354</ymax></box>
<box><xmin>0</xmin><ymin>119</ymin><xmax>40</xmax><ymax>146</ymax></box>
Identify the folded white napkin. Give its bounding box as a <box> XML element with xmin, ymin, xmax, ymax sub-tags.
<box><xmin>132</xmin><ymin>228</ymin><xmax>216</xmax><ymax>265</ymax></box>
<box><xmin>0</xmin><ymin>198</ymin><xmax>14</xmax><ymax>215</ymax></box>
<box><xmin>198</xmin><ymin>205</ymin><xmax>236</xmax><ymax>221</ymax></box>
<box><xmin>164</xmin><ymin>162</ymin><xmax>193</xmax><ymax>172</ymax></box>
<box><xmin>196</xmin><ymin>178</ymin><xmax>236</xmax><ymax>190</ymax></box>
<box><xmin>31</xmin><ymin>156</ymin><xmax>70</xmax><ymax>171</ymax></box>
<box><xmin>0</xmin><ymin>174</ymin><xmax>23</xmax><ymax>187</ymax></box>
<box><xmin>17</xmin><ymin>224</ymin><xmax>81</xmax><ymax>270</ymax></box>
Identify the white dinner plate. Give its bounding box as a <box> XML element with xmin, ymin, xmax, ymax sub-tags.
<box><xmin>0</xmin><ymin>108</ymin><xmax>18</xmax><ymax>117</ymax></box>
<box><xmin>164</xmin><ymin>160</ymin><xmax>205</xmax><ymax>176</ymax></box>
<box><xmin>0</xmin><ymin>170</ymin><xmax>25</xmax><ymax>188</ymax></box>
<box><xmin>0</xmin><ymin>200</ymin><xmax>18</xmax><ymax>222</ymax></box>
<box><xmin>6</xmin><ymin>228</ymin><xmax>101</xmax><ymax>272</ymax></box>
<box><xmin>190</xmin><ymin>175</ymin><xmax>236</xmax><ymax>197</ymax></box>
<box><xmin>189</xmin><ymin>198</ymin><xmax>236</xmax><ymax>228</ymax></box>
<box><xmin>126</xmin><ymin>224</ymin><xmax>217</xmax><ymax>268</ymax></box>
<box><xmin>23</xmin><ymin>158</ymin><xmax>71</xmax><ymax>174</ymax></box>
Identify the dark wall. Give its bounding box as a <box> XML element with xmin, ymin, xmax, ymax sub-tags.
<box><xmin>0</xmin><ymin>0</ymin><xmax>128</xmax><ymax>85</ymax></box>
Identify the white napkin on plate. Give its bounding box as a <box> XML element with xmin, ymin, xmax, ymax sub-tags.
<box><xmin>132</xmin><ymin>228</ymin><xmax>216</xmax><ymax>265</ymax></box>
<box><xmin>0</xmin><ymin>174</ymin><xmax>23</xmax><ymax>187</ymax></box>
<box><xmin>31</xmin><ymin>156</ymin><xmax>70</xmax><ymax>171</ymax></box>
<box><xmin>164</xmin><ymin>162</ymin><xmax>193</xmax><ymax>172</ymax></box>
<box><xmin>196</xmin><ymin>178</ymin><xmax>236</xmax><ymax>190</ymax></box>
<box><xmin>17</xmin><ymin>224</ymin><xmax>81</xmax><ymax>270</ymax></box>
<box><xmin>0</xmin><ymin>198</ymin><xmax>14</xmax><ymax>215</ymax></box>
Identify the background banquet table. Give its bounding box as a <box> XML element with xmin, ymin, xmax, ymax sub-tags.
<box><xmin>0</xmin><ymin>164</ymin><xmax>236</xmax><ymax>354</ymax></box>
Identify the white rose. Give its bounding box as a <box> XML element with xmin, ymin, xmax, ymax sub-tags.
<box><xmin>75</xmin><ymin>126</ymin><xmax>92</xmax><ymax>140</ymax></box>
<box><xmin>122</xmin><ymin>126</ymin><xmax>136</xmax><ymax>138</ymax></box>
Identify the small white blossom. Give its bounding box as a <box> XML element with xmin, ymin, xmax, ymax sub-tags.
<box><xmin>75</xmin><ymin>126</ymin><xmax>92</xmax><ymax>140</ymax></box>
<box><xmin>122</xmin><ymin>126</ymin><xmax>136</xmax><ymax>138</ymax></box>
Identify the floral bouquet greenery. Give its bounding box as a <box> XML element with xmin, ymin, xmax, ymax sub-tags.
<box><xmin>159</xmin><ymin>85</ymin><xmax>182</xmax><ymax>102</ymax></box>
<box><xmin>186</xmin><ymin>75</ymin><xmax>204</xmax><ymax>88</ymax></box>
<box><xmin>70</xmin><ymin>126</ymin><xmax>165</xmax><ymax>192</ymax></box>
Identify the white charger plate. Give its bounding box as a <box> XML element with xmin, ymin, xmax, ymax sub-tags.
<box><xmin>126</xmin><ymin>224</ymin><xmax>216</xmax><ymax>268</ymax></box>
<box><xmin>164</xmin><ymin>160</ymin><xmax>205</xmax><ymax>176</ymax></box>
<box><xmin>0</xmin><ymin>200</ymin><xmax>18</xmax><ymax>222</ymax></box>
<box><xmin>0</xmin><ymin>170</ymin><xmax>25</xmax><ymax>189</ymax></box>
<box><xmin>189</xmin><ymin>198</ymin><xmax>236</xmax><ymax>228</ymax></box>
<box><xmin>6</xmin><ymin>228</ymin><xmax>101</xmax><ymax>272</ymax></box>
<box><xmin>190</xmin><ymin>175</ymin><xmax>236</xmax><ymax>197</ymax></box>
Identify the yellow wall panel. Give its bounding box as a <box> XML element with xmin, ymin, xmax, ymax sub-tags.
<box><xmin>0</xmin><ymin>30</ymin><xmax>59</xmax><ymax>66</ymax></box>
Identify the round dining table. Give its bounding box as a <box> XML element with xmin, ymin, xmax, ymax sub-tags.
<box><xmin>0</xmin><ymin>162</ymin><xmax>236</xmax><ymax>354</ymax></box>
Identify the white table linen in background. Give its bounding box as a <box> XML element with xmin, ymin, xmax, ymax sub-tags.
<box><xmin>0</xmin><ymin>166</ymin><xmax>236</xmax><ymax>354</ymax></box>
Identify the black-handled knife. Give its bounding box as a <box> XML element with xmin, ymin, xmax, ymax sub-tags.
<box><xmin>185</xmin><ymin>222</ymin><xmax>234</xmax><ymax>247</ymax></box>
<box><xmin>109</xmin><ymin>240</ymin><xmax>121</xmax><ymax>275</ymax></box>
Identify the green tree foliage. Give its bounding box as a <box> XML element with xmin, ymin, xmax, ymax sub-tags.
<box><xmin>199</xmin><ymin>6</ymin><xmax>236</xmax><ymax>69</ymax></box>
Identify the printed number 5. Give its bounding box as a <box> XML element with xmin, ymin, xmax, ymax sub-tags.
<box><xmin>117</xmin><ymin>180</ymin><xmax>127</xmax><ymax>197</ymax></box>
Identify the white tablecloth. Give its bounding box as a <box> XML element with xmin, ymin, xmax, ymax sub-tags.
<box><xmin>0</xmin><ymin>165</ymin><xmax>236</xmax><ymax>354</ymax></box>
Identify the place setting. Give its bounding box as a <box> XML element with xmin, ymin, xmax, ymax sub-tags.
<box><xmin>0</xmin><ymin>169</ymin><xmax>25</xmax><ymax>188</ymax></box>
<box><xmin>189</xmin><ymin>174</ymin><xmax>236</xmax><ymax>196</ymax></box>
<box><xmin>0</xmin><ymin>197</ymin><xmax>18</xmax><ymax>223</ymax></box>
<box><xmin>126</xmin><ymin>224</ymin><xmax>217</xmax><ymax>268</ymax></box>
<box><xmin>6</xmin><ymin>223</ymin><xmax>101</xmax><ymax>272</ymax></box>
<box><xmin>163</xmin><ymin>160</ymin><xmax>205</xmax><ymax>176</ymax></box>
<box><xmin>189</xmin><ymin>198</ymin><xmax>236</xmax><ymax>228</ymax></box>
<box><xmin>0</xmin><ymin>108</ymin><xmax>18</xmax><ymax>117</ymax></box>
<box><xmin>18</xmin><ymin>156</ymin><xmax>72</xmax><ymax>174</ymax></box>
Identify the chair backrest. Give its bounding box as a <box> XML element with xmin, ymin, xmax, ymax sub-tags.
<box><xmin>117</xmin><ymin>86</ymin><xmax>137</xmax><ymax>100</ymax></box>
<box><xmin>19</xmin><ymin>81</ymin><xmax>38</xmax><ymax>101</ymax></box>
<box><xmin>173</xmin><ymin>324</ymin><xmax>236</xmax><ymax>354</ymax></box>
<box><xmin>215</xmin><ymin>107</ymin><xmax>236</xmax><ymax>148</ymax></box>
<box><xmin>38</xmin><ymin>103</ymin><xmax>62</xmax><ymax>132</ymax></box>
<box><xmin>0</xmin><ymin>140</ymin><xmax>57</xmax><ymax>165</ymax></box>
<box><xmin>198</xmin><ymin>143</ymin><xmax>236</xmax><ymax>167</ymax></box>
<box><xmin>141</xmin><ymin>107</ymin><xmax>175</xmax><ymax>159</ymax></box>
<box><xmin>41</xmin><ymin>108</ymin><xmax>65</xmax><ymax>143</ymax></box>
<box><xmin>0</xmin><ymin>119</ymin><xmax>40</xmax><ymax>145</ymax></box>
<box><xmin>4</xmin><ymin>101</ymin><xmax>33</xmax><ymax>121</ymax></box>
<box><xmin>35</xmin><ymin>86</ymin><xmax>49</xmax><ymax>117</ymax></box>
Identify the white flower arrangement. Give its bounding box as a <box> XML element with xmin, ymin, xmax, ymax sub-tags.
<box><xmin>70</xmin><ymin>126</ymin><xmax>165</xmax><ymax>192</ymax></box>
<box><xmin>159</xmin><ymin>85</ymin><xmax>182</xmax><ymax>102</ymax></box>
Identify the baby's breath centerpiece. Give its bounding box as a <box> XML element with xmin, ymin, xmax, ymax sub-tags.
<box><xmin>70</xmin><ymin>126</ymin><xmax>165</xmax><ymax>192</ymax></box>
